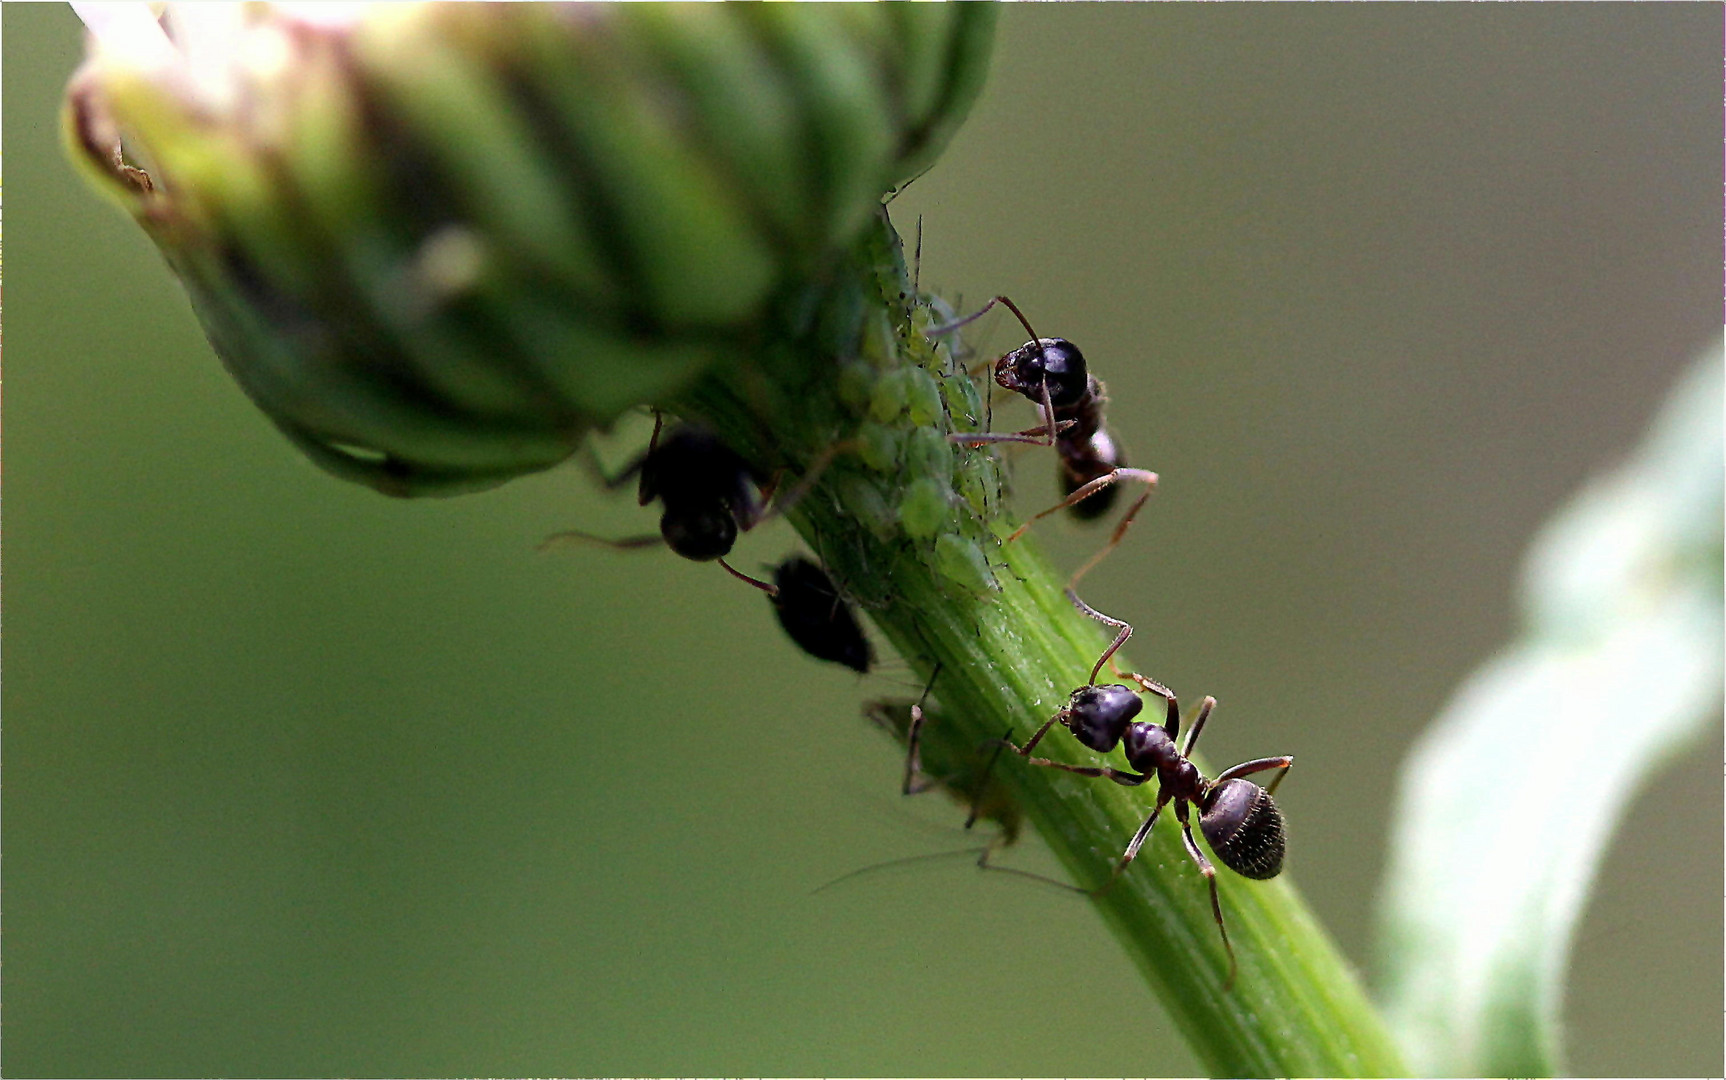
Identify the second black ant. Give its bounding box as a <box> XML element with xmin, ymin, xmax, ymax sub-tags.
<box><xmin>1012</xmin><ymin>675</ymin><xmax>1293</xmax><ymax>988</ymax></box>
<box><xmin>929</xmin><ymin>295</ymin><xmax>1157</xmax><ymax>526</ymax></box>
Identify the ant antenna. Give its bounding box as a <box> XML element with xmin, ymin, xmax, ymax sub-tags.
<box><xmin>719</xmin><ymin>557</ymin><xmax>776</xmax><ymax>594</ymax></box>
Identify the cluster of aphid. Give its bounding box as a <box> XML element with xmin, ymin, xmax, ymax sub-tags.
<box><xmin>550</xmin><ymin>292</ymin><xmax>1290</xmax><ymax>989</ymax></box>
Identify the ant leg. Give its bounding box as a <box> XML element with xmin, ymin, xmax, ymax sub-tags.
<box><xmin>1179</xmin><ymin>696</ymin><xmax>1219</xmax><ymax>757</ymax></box>
<box><xmin>950</xmin><ymin>418</ymin><xmax>1078</xmax><ymax>448</ymax></box>
<box><xmin>1113</xmin><ymin>666</ymin><xmax>1178</xmax><ymax>716</ymax></box>
<box><xmin>538</xmin><ymin>529</ymin><xmax>663</xmax><ymax>553</ymax></box>
<box><xmin>1112</xmin><ymin>671</ymin><xmax>1181</xmax><ymax>737</ymax></box>
<box><xmin>1006</xmin><ymin>468</ymin><xmax>1158</xmax><ymax>543</ymax></box>
<box><xmin>1092</xmin><ymin>789</ymin><xmax>1171</xmax><ymax>896</ymax></box>
<box><xmin>1176</xmin><ymin>800</ymin><xmax>1236</xmax><ymax>990</ymax></box>
<box><xmin>1025</xmin><ymin>758</ymin><xmax>1150</xmax><ymax>787</ymax></box>
<box><xmin>1068</xmin><ymin>588</ymin><xmax>1132</xmax><ymax>687</ymax></box>
<box><xmin>1010</xmin><ymin>709</ymin><xmax>1069</xmax><ymax>756</ymax></box>
<box><xmin>718</xmin><ymin>558</ymin><xmax>777</xmax><ymax>594</ymax></box>
<box><xmin>578</xmin><ymin>441</ymin><xmax>649</xmax><ymax>492</ymax></box>
<box><xmin>631</xmin><ymin>411</ymin><xmax>668</xmax><ymax>505</ymax></box>
<box><xmin>1213</xmin><ymin>756</ymin><xmax>1295</xmax><ymax>794</ymax></box>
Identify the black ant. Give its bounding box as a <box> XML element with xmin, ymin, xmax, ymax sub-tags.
<box><xmin>929</xmin><ymin>295</ymin><xmax>1156</xmax><ymax>524</ymax></box>
<box><xmin>543</xmin><ymin>414</ymin><xmax>842</xmax><ymax>591</ymax></box>
<box><xmin>1013</xmin><ymin>676</ymin><xmax>1293</xmax><ymax>988</ymax></box>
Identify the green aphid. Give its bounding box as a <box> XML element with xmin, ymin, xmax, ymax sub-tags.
<box><xmin>904</xmin><ymin>425</ymin><xmax>953</xmax><ymax>482</ymax></box>
<box><xmin>958</xmin><ymin>453</ymin><xmax>1003</xmax><ymax>517</ymax></box>
<box><xmin>838</xmin><ymin>361</ymin><xmax>876</xmax><ymax>414</ymax></box>
<box><xmin>868</xmin><ymin>367</ymin><xmax>912</xmax><ymax>422</ymax></box>
<box><xmin>858</xmin><ymin>422</ymin><xmax>903</xmax><ymax>472</ymax></box>
<box><xmin>839</xmin><ymin>474</ymin><xmax>897</xmax><ymax>540</ymax></box>
<box><xmin>898</xmin><ymin>476</ymin><xmax>952</xmax><ymax>539</ymax></box>
<box><xmin>933</xmin><ymin>533</ymin><xmax>997</xmax><ymax>596</ymax></box>
<box><xmin>940</xmin><ymin>370</ymin><xmax>985</xmax><ymax>431</ymax></box>
<box><xmin>905</xmin><ymin>366</ymin><xmax>945</xmax><ymax>426</ymax></box>
<box><xmin>860</xmin><ymin>308</ymin><xmax>897</xmax><ymax>367</ymax></box>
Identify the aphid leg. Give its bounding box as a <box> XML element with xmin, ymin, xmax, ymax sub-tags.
<box><xmin>1068</xmin><ymin>587</ymin><xmax>1133</xmax><ymax>687</ymax></box>
<box><xmin>1176</xmin><ymin>799</ymin><xmax>1237</xmax><ymax>990</ymax></box>
<box><xmin>718</xmin><ymin>558</ymin><xmax>777</xmax><ymax>595</ymax></box>
<box><xmin>963</xmin><ymin>730</ymin><xmax>1011</xmax><ymax>829</ymax></box>
<box><xmin>972</xmin><ymin>830</ymin><xmax>1090</xmax><ymax>895</ymax></box>
<box><xmin>1006</xmin><ymin>468</ymin><xmax>1158</xmax><ymax>543</ymax></box>
<box><xmin>901</xmin><ymin>664</ymin><xmax>944</xmax><ymax>797</ymax></box>
<box><xmin>1213</xmin><ymin>756</ymin><xmax>1295</xmax><ymax>795</ymax></box>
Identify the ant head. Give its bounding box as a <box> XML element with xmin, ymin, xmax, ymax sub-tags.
<box><xmin>660</xmin><ymin>504</ymin><xmax>738</xmax><ymax>561</ymax></box>
<box><xmin>1064</xmin><ymin>683</ymin><xmax>1141</xmax><ymax>752</ymax></box>
<box><xmin>1199</xmin><ymin>779</ymin><xmax>1285</xmax><ymax>880</ymax></box>
<box><xmin>996</xmin><ymin>337</ymin><xmax>1089</xmax><ymax>410</ymax></box>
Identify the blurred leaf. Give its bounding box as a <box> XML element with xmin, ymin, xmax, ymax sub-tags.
<box><xmin>1375</xmin><ymin>344</ymin><xmax>1723</xmax><ymax>1076</ymax></box>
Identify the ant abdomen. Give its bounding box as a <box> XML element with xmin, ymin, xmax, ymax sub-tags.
<box><xmin>770</xmin><ymin>557</ymin><xmax>873</xmax><ymax>674</ymax></box>
<box><xmin>1200</xmin><ymin>779</ymin><xmax>1286</xmax><ymax>880</ymax></box>
<box><xmin>1061</xmin><ymin>425</ymin><xmax>1126</xmax><ymax>521</ymax></box>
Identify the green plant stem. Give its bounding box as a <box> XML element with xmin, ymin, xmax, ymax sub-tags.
<box><xmin>680</xmin><ymin>211</ymin><xmax>1405</xmax><ymax>1077</ymax></box>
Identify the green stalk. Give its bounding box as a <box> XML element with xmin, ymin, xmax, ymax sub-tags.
<box><xmin>679</xmin><ymin>210</ymin><xmax>1405</xmax><ymax>1078</ymax></box>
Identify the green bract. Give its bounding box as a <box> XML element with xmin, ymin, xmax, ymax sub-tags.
<box><xmin>64</xmin><ymin>2</ymin><xmax>995</xmax><ymax>495</ymax></box>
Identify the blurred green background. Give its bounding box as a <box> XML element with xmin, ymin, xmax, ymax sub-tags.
<box><xmin>7</xmin><ymin>5</ymin><xmax>1719</xmax><ymax>1076</ymax></box>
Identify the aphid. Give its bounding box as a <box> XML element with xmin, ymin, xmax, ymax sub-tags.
<box><xmin>816</xmin><ymin>667</ymin><xmax>1080</xmax><ymax>895</ymax></box>
<box><xmin>928</xmin><ymin>295</ymin><xmax>1155</xmax><ymax>522</ymax></box>
<box><xmin>868</xmin><ymin>664</ymin><xmax>1018</xmax><ymax>840</ymax></box>
<box><xmin>1014</xmin><ymin>677</ymin><xmax>1293</xmax><ymax>987</ymax></box>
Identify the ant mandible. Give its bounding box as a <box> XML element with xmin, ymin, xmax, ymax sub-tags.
<box><xmin>1013</xmin><ymin>676</ymin><xmax>1293</xmax><ymax>988</ymax></box>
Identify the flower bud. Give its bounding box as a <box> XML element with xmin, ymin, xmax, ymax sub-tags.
<box><xmin>64</xmin><ymin>3</ymin><xmax>995</xmax><ymax>495</ymax></box>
